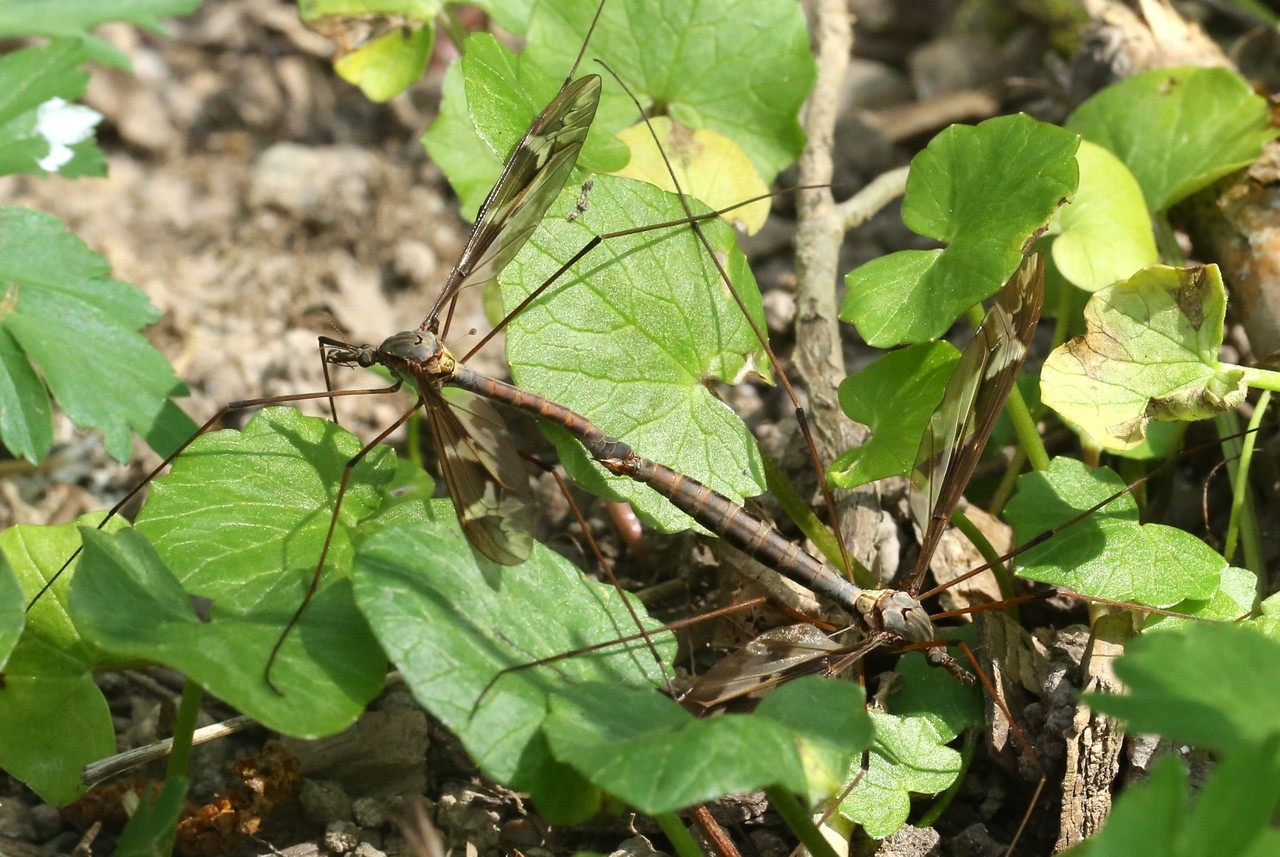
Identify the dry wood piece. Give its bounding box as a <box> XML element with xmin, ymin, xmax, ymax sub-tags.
<box><xmin>1056</xmin><ymin>613</ymin><xmax>1133</xmax><ymax>850</ymax></box>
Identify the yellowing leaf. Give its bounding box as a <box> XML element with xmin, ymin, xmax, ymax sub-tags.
<box><xmin>1042</xmin><ymin>264</ymin><xmax>1247</xmax><ymax>450</ymax></box>
<box><xmin>1049</xmin><ymin>140</ymin><xmax>1158</xmax><ymax>292</ymax></box>
<box><xmin>332</xmin><ymin>23</ymin><xmax>433</xmax><ymax>102</ymax></box>
<box><xmin>613</xmin><ymin>117</ymin><xmax>769</xmax><ymax>234</ymax></box>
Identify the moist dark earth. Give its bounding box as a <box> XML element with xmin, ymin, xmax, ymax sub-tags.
<box><xmin>1</xmin><ymin>2</ymin><xmax>1278</xmax><ymax>856</ymax></box>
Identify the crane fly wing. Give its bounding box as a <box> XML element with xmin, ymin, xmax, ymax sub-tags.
<box><xmin>907</xmin><ymin>252</ymin><xmax>1045</xmax><ymax>589</ymax></box>
<box><xmin>431</xmin><ymin>74</ymin><xmax>602</xmax><ymax>318</ymax></box>
<box><xmin>683</xmin><ymin>625</ymin><xmax>877</xmax><ymax>712</ymax></box>
<box><xmin>426</xmin><ymin>389</ymin><xmax>534</xmax><ymax>566</ymax></box>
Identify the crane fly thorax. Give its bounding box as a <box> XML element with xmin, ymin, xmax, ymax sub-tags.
<box><xmin>853</xmin><ymin>589</ymin><xmax>933</xmax><ymax>643</ymax></box>
<box><xmin>377</xmin><ymin>330</ymin><xmax>456</xmax><ymax>383</ymax></box>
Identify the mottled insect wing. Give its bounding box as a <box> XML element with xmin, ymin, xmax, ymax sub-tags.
<box><xmin>682</xmin><ymin>624</ymin><xmax>866</xmax><ymax>712</ymax></box>
<box><xmin>424</xmin><ymin>74</ymin><xmax>602</xmax><ymax>327</ymax></box>
<box><xmin>426</xmin><ymin>388</ymin><xmax>534</xmax><ymax>565</ymax></box>
<box><xmin>907</xmin><ymin>252</ymin><xmax>1045</xmax><ymax>588</ymax></box>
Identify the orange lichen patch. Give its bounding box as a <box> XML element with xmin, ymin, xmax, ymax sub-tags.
<box><xmin>174</xmin><ymin>741</ymin><xmax>301</xmax><ymax>856</ymax></box>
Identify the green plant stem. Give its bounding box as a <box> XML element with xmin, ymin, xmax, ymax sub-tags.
<box><xmin>987</xmin><ymin>446</ymin><xmax>1026</xmax><ymax>516</ymax></box>
<box><xmin>1050</xmin><ymin>278</ymin><xmax>1074</xmax><ymax>349</ymax></box>
<box><xmin>166</xmin><ymin>681</ymin><xmax>203</xmax><ymax>782</ymax></box>
<box><xmin>1237</xmin><ymin>366</ymin><xmax>1280</xmax><ymax>393</ymax></box>
<box><xmin>655</xmin><ymin>812</ymin><xmax>703</xmax><ymax>857</ymax></box>
<box><xmin>1221</xmin><ymin>394</ymin><xmax>1268</xmax><ymax>580</ymax></box>
<box><xmin>764</xmin><ymin>785</ymin><xmax>840</xmax><ymax>857</ymax></box>
<box><xmin>950</xmin><ymin>510</ymin><xmax>1018</xmax><ymax>615</ymax></box>
<box><xmin>439</xmin><ymin>7</ymin><xmax>469</xmax><ymax>55</ymax></box>
<box><xmin>762</xmin><ymin>450</ymin><xmax>877</xmax><ymax>589</ymax></box>
<box><xmin>1006</xmin><ymin>385</ymin><xmax>1049</xmax><ymax>472</ymax></box>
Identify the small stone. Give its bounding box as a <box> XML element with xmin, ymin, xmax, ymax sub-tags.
<box><xmin>352</xmin><ymin>842</ymin><xmax>387</xmax><ymax>857</ymax></box>
<box><xmin>608</xmin><ymin>835</ymin><xmax>667</xmax><ymax>857</ymax></box>
<box><xmin>763</xmin><ymin>289</ymin><xmax>796</xmax><ymax>335</ymax></box>
<box><xmin>30</xmin><ymin>803</ymin><xmax>63</xmax><ymax>840</ymax></box>
<box><xmin>352</xmin><ymin>797</ymin><xmax>387</xmax><ymax>829</ymax></box>
<box><xmin>298</xmin><ymin>778</ymin><xmax>354</xmax><ymax>825</ymax></box>
<box><xmin>0</xmin><ymin>800</ymin><xmax>35</xmax><ymax>839</ymax></box>
<box><xmin>324</xmin><ymin>820</ymin><xmax>361</xmax><ymax>854</ymax></box>
<box><xmin>249</xmin><ymin>144</ymin><xmax>378</xmax><ymax>225</ymax></box>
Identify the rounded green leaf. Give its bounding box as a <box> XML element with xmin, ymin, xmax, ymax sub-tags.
<box><xmin>0</xmin><ymin>519</ymin><xmax>117</xmax><ymax>805</ymax></box>
<box><xmin>839</xmin><ymin>651</ymin><xmax>981</xmax><ymax>838</ymax></box>
<box><xmin>1041</xmin><ymin>265</ymin><xmax>1247</xmax><ymax>451</ymax></box>
<box><xmin>842</xmin><ymin>114</ymin><xmax>1079</xmax><ymax>346</ymax></box>
<box><xmin>544</xmin><ymin>677</ymin><xmax>871</xmax><ymax>815</ymax></box>
<box><xmin>527</xmin><ymin>0</ymin><xmax>813</xmax><ymax>182</ymax></box>
<box><xmin>829</xmin><ymin>341</ymin><xmax>959</xmax><ymax>489</ymax></box>
<box><xmin>70</xmin><ymin>526</ymin><xmax>384</xmax><ymax>737</ymax></box>
<box><xmin>425</xmin><ymin>0</ymin><xmax>814</xmax><ymax>216</ymax></box>
<box><xmin>1084</xmin><ymin>622</ymin><xmax>1280</xmax><ymax>754</ymax></box>
<box><xmin>501</xmin><ymin>175</ymin><xmax>769</xmax><ymax>532</ymax></box>
<box><xmin>1067</xmin><ymin>66</ymin><xmax>1278</xmax><ymax>213</ymax></box>
<box><xmin>1005</xmin><ymin>457</ymin><xmax>1224</xmax><ymax>606</ymax></box>
<box><xmin>1048</xmin><ymin>140</ymin><xmax>1158</xmax><ymax>292</ymax></box>
<box><xmin>351</xmin><ymin>502</ymin><xmax>674</xmax><ymax>798</ymax></box>
<box><xmin>72</xmin><ymin>408</ymin><xmax>397</xmax><ymax>735</ymax></box>
<box><xmin>0</xmin><ymin>208</ymin><xmax>194</xmax><ymax>463</ymax></box>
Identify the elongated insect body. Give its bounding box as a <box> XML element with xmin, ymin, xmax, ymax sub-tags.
<box><xmin>327</xmin><ymin>327</ymin><xmax>939</xmax><ymax>651</ymax></box>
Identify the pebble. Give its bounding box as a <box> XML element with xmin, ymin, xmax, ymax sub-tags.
<box><xmin>298</xmin><ymin>778</ymin><xmax>354</xmax><ymax>825</ymax></box>
<box><xmin>249</xmin><ymin>144</ymin><xmax>378</xmax><ymax>225</ymax></box>
<box><xmin>324</xmin><ymin>820</ymin><xmax>360</xmax><ymax>854</ymax></box>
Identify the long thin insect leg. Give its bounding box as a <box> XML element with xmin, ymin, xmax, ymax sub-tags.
<box><xmin>26</xmin><ymin>383</ymin><xmax>401</xmax><ymax>610</ymax></box>
<box><xmin>522</xmin><ymin>454</ymin><xmax>676</xmax><ymax>696</ymax></box>
<box><xmin>263</xmin><ymin>399</ymin><xmax>423</xmax><ymax>694</ymax></box>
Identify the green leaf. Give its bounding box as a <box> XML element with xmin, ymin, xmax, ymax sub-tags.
<box><xmin>1147</xmin><ymin>565</ymin><xmax>1257</xmax><ymax>631</ymax></box>
<box><xmin>0</xmin><ymin>208</ymin><xmax>195</xmax><ymax>463</ymax></box>
<box><xmin>839</xmin><ymin>652</ymin><xmax>982</xmax><ymax>838</ymax></box>
<box><xmin>350</xmin><ymin>504</ymin><xmax>673</xmax><ymax>815</ymax></box>
<box><xmin>0</xmin><ymin>519</ymin><xmax>117</xmax><ymax>806</ymax></box>
<box><xmin>0</xmin><ymin>42</ymin><xmax>104</xmax><ymax>178</ymax></box>
<box><xmin>829</xmin><ymin>341</ymin><xmax>959</xmax><ymax>489</ymax></box>
<box><xmin>1067</xmin><ymin>66</ymin><xmax>1277</xmax><ymax>213</ymax></box>
<box><xmin>501</xmin><ymin>175</ymin><xmax>769</xmax><ymax>532</ymax></box>
<box><xmin>1083</xmin><ymin>622</ymin><xmax>1280</xmax><ymax>753</ymax></box>
<box><xmin>0</xmin><ymin>0</ymin><xmax>199</xmax><ymax>38</ymax></box>
<box><xmin>842</xmin><ymin>115</ymin><xmax>1078</xmax><ymax>346</ymax></box>
<box><xmin>425</xmin><ymin>0</ymin><xmax>814</xmax><ymax>214</ymax></box>
<box><xmin>0</xmin><ymin>551</ymin><xmax>23</xmax><ymax>669</ymax></box>
<box><xmin>1048</xmin><ymin>140</ymin><xmax>1158</xmax><ymax>292</ymax></box>
<box><xmin>423</xmin><ymin>32</ymin><xmax>626</xmax><ymax>220</ymax></box>
<box><xmin>522</xmin><ymin>0</ymin><xmax>814</xmax><ymax>182</ymax></box>
<box><xmin>1005</xmin><ymin>457</ymin><xmax>1224</xmax><ymax>607</ymax></box>
<box><xmin>333</xmin><ymin>25</ymin><xmax>434</xmax><ymax>103</ymax></box>
<box><xmin>1251</xmin><ymin>593</ymin><xmax>1280</xmax><ymax>643</ymax></box>
<box><xmin>1041</xmin><ymin>265</ymin><xmax>1247</xmax><ymax>451</ymax></box>
<box><xmin>297</xmin><ymin>1</ymin><xmax>442</xmax><ymax>103</ymax></box>
<box><xmin>544</xmin><ymin>677</ymin><xmax>871</xmax><ymax>815</ymax></box>
<box><xmin>71</xmin><ymin>409</ymin><xmax>392</xmax><ymax>736</ymax></box>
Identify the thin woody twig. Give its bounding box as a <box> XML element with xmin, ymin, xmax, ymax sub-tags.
<box><xmin>835</xmin><ymin>166</ymin><xmax>909</xmax><ymax>233</ymax></box>
<box><xmin>793</xmin><ymin>0</ymin><xmax>885</xmax><ymax>574</ymax></box>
